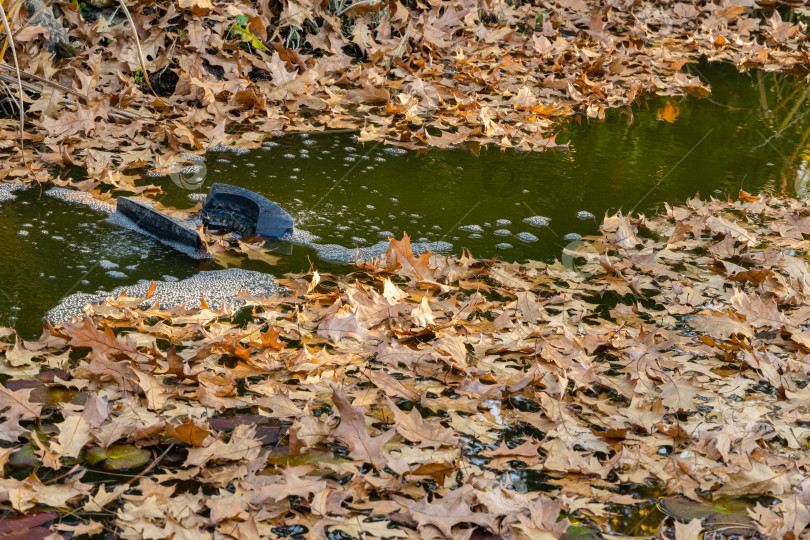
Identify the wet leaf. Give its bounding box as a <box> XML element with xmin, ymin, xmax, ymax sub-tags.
<box><xmin>85</xmin><ymin>444</ymin><xmax>152</xmax><ymax>470</ymax></box>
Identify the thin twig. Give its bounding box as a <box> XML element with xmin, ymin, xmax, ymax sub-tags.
<box><xmin>0</xmin><ymin>1</ymin><xmax>26</xmax><ymax>163</ymax></box>
<box><xmin>123</xmin><ymin>443</ymin><xmax>174</xmax><ymax>487</ymax></box>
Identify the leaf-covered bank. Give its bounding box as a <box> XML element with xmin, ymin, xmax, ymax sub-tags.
<box><xmin>0</xmin><ymin>191</ymin><xmax>809</xmax><ymax>538</ymax></box>
<box><xmin>0</xmin><ymin>0</ymin><xmax>807</xmax><ymax>189</ymax></box>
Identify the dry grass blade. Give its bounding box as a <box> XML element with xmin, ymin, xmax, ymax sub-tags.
<box><xmin>0</xmin><ymin>62</ymin><xmax>151</xmax><ymax>120</ymax></box>
<box><xmin>0</xmin><ymin>0</ymin><xmax>25</xmax><ymax>58</ymax></box>
<box><xmin>117</xmin><ymin>0</ymin><xmax>165</xmax><ymax>106</ymax></box>
<box><xmin>0</xmin><ymin>1</ymin><xmax>25</xmax><ymax>163</ymax></box>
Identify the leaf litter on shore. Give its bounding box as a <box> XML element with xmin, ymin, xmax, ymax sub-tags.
<box><xmin>0</xmin><ymin>0</ymin><xmax>807</xmax><ymax>188</ymax></box>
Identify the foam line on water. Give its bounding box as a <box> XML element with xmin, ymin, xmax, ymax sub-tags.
<box><xmin>48</xmin><ymin>268</ymin><xmax>280</xmax><ymax>324</ymax></box>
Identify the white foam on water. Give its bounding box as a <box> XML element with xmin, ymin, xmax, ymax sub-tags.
<box><xmin>515</xmin><ymin>232</ymin><xmax>538</xmax><ymax>242</ymax></box>
<box><xmin>48</xmin><ymin>268</ymin><xmax>281</xmax><ymax>324</ymax></box>
<box><xmin>523</xmin><ymin>216</ymin><xmax>550</xmax><ymax>227</ymax></box>
<box><xmin>46</xmin><ymin>188</ymin><xmax>116</xmax><ymax>215</ymax></box>
<box><xmin>0</xmin><ymin>184</ymin><xmax>24</xmax><ymax>202</ymax></box>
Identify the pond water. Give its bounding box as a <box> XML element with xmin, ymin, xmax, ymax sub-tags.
<box><xmin>1</xmin><ymin>63</ymin><xmax>809</xmax><ymax>336</ymax></box>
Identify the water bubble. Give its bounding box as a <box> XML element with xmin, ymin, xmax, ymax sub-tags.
<box><xmin>496</xmin><ymin>243</ymin><xmax>513</xmax><ymax>249</ymax></box>
<box><xmin>523</xmin><ymin>216</ymin><xmax>550</xmax><ymax>227</ymax></box>
<box><xmin>469</xmin><ymin>233</ymin><xmax>482</xmax><ymax>239</ymax></box>
<box><xmin>283</xmin><ymin>153</ymin><xmax>295</xmax><ymax>158</ymax></box>
<box><xmin>494</xmin><ymin>229</ymin><xmax>511</xmax><ymax>236</ymax></box>
<box><xmin>375</xmin><ymin>157</ymin><xmax>387</xmax><ymax>162</ymax></box>
<box><xmin>515</xmin><ymin>232</ymin><xmax>538</xmax><ymax>242</ymax></box>
<box><xmin>18</xmin><ymin>230</ymin><xmax>28</xmax><ymax>236</ymax></box>
<box><xmin>384</xmin><ymin>147</ymin><xmax>407</xmax><ymax>156</ymax></box>
<box><xmin>495</xmin><ymin>219</ymin><xmax>511</xmax><ymax>226</ymax></box>
<box><xmin>577</xmin><ymin>211</ymin><xmax>595</xmax><ymax>220</ymax></box>
<box><xmin>99</xmin><ymin>259</ymin><xmax>118</xmax><ymax>269</ymax></box>
<box><xmin>107</xmin><ymin>271</ymin><xmax>128</xmax><ymax>278</ymax></box>
<box><xmin>564</xmin><ymin>232</ymin><xmax>583</xmax><ymax>241</ymax></box>
<box><xmin>459</xmin><ymin>224</ymin><xmax>484</xmax><ymax>233</ymax></box>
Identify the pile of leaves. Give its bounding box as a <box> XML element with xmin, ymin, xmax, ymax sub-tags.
<box><xmin>1</xmin><ymin>191</ymin><xmax>810</xmax><ymax>538</ymax></box>
<box><xmin>0</xmin><ymin>0</ymin><xmax>808</xmax><ymax>188</ymax></box>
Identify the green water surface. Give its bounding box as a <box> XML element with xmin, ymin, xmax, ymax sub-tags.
<box><xmin>1</xmin><ymin>63</ymin><xmax>808</xmax><ymax>336</ymax></box>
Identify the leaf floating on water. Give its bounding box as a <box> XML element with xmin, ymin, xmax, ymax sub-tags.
<box><xmin>85</xmin><ymin>444</ymin><xmax>152</xmax><ymax>471</ymax></box>
<box><xmin>655</xmin><ymin>101</ymin><xmax>681</xmax><ymax>123</ymax></box>
<box><xmin>659</xmin><ymin>497</ymin><xmax>754</xmax><ymax>535</ymax></box>
<box><xmin>0</xmin><ymin>512</ymin><xmax>58</xmax><ymax>540</ymax></box>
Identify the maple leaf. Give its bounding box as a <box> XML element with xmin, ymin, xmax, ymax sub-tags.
<box><xmin>730</xmin><ymin>289</ymin><xmax>787</xmax><ymax>329</ymax></box>
<box><xmin>385</xmin><ymin>398</ymin><xmax>457</xmax><ymax>449</ymax></box>
<box><xmin>331</xmin><ymin>385</ymin><xmax>394</xmax><ymax>468</ymax></box>
<box><xmin>52</xmin><ymin>416</ymin><xmax>91</xmax><ymax>459</ymax></box>
<box><xmin>659</xmin><ymin>378</ymin><xmax>700</xmax><ymax>412</ymax></box>
<box><xmin>403</xmin><ymin>487</ymin><xmax>494</xmax><ymax>538</ymax></box>
<box><xmin>613</xmin><ymin>211</ymin><xmax>639</xmax><ymax>249</ymax></box>
<box><xmin>62</xmin><ymin>318</ymin><xmax>144</xmax><ymax>361</ymax></box>
<box><xmin>0</xmin><ymin>385</ymin><xmax>42</xmax><ymax>421</ymax></box>
<box><xmin>674</xmin><ymin>518</ymin><xmax>703</xmax><ymax>540</ymax></box>
<box><xmin>251</xmin><ymin>466</ymin><xmax>327</xmax><ymax>504</ymax></box>
<box><xmin>386</xmin><ymin>233</ymin><xmax>434</xmax><ymax>281</ymax></box>
<box><xmin>515</xmin><ymin>496</ymin><xmax>571</xmax><ymax>539</ymax></box>
<box><xmin>692</xmin><ymin>309</ymin><xmax>754</xmax><ymax>340</ymax></box>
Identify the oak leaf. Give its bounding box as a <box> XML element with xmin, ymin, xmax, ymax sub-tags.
<box><xmin>331</xmin><ymin>385</ymin><xmax>394</xmax><ymax>468</ymax></box>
